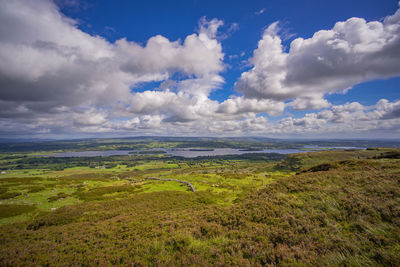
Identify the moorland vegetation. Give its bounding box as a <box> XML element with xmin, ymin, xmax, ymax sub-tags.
<box><xmin>0</xmin><ymin>140</ymin><xmax>399</xmax><ymax>266</ymax></box>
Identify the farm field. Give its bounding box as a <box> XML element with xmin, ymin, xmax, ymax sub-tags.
<box><xmin>0</xmin><ymin>142</ymin><xmax>399</xmax><ymax>265</ymax></box>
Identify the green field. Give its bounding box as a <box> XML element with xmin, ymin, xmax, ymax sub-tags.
<box><xmin>0</xmin><ymin>152</ymin><xmax>288</xmax><ymax>225</ymax></box>
<box><xmin>0</xmin><ymin>146</ymin><xmax>399</xmax><ymax>265</ymax></box>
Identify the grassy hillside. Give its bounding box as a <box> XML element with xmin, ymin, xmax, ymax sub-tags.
<box><xmin>276</xmin><ymin>148</ymin><xmax>399</xmax><ymax>170</ymax></box>
<box><xmin>0</xmin><ymin>150</ymin><xmax>399</xmax><ymax>265</ymax></box>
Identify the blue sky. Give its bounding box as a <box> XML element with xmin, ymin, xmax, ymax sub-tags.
<box><xmin>0</xmin><ymin>0</ymin><xmax>399</xmax><ymax>138</ymax></box>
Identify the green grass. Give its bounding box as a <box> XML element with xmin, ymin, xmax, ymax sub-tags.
<box><xmin>0</xmin><ymin>204</ymin><xmax>36</xmax><ymax>219</ymax></box>
<box><xmin>0</xmin><ymin>157</ymin><xmax>399</xmax><ymax>265</ymax></box>
<box><xmin>279</xmin><ymin>148</ymin><xmax>398</xmax><ymax>171</ymax></box>
<box><xmin>0</xmin><ymin>191</ymin><xmax>21</xmax><ymax>199</ymax></box>
<box><xmin>0</xmin><ymin>148</ymin><xmax>399</xmax><ymax>265</ymax></box>
<box><xmin>0</xmin><ymin>155</ymin><xmax>285</xmax><ymax>225</ymax></box>
<box><xmin>74</xmin><ymin>184</ymin><xmax>142</xmax><ymax>201</ymax></box>
<box><xmin>141</xmin><ymin>181</ymin><xmax>189</xmax><ymax>192</ymax></box>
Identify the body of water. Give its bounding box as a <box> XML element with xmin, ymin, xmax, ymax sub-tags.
<box><xmin>45</xmin><ymin>146</ymin><xmax>365</xmax><ymax>158</ymax></box>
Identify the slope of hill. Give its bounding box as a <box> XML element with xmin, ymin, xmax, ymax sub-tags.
<box><xmin>0</xmin><ymin>150</ymin><xmax>399</xmax><ymax>265</ymax></box>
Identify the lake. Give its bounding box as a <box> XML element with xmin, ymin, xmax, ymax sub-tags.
<box><xmin>45</xmin><ymin>146</ymin><xmax>366</xmax><ymax>158</ymax></box>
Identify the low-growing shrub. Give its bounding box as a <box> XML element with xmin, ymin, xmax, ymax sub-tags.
<box><xmin>47</xmin><ymin>192</ymin><xmax>70</xmax><ymax>202</ymax></box>
<box><xmin>0</xmin><ymin>191</ymin><xmax>21</xmax><ymax>199</ymax></box>
<box><xmin>0</xmin><ymin>204</ymin><xmax>36</xmax><ymax>219</ymax></box>
<box><xmin>27</xmin><ymin>205</ymin><xmax>84</xmax><ymax>230</ymax></box>
<box><xmin>375</xmin><ymin>151</ymin><xmax>400</xmax><ymax>159</ymax></box>
<box><xmin>298</xmin><ymin>163</ymin><xmax>335</xmax><ymax>174</ymax></box>
<box><xmin>0</xmin><ymin>151</ymin><xmax>399</xmax><ymax>266</ymax></box>
<box><xmin>27</xmin><ymin>186</ymin><xmax>46</xmax><ymax>193</ymax></box>
<box><xmin>74</xmin><ymin>185</ymin><xmax>142</xmax><ymax>201</ymax></box>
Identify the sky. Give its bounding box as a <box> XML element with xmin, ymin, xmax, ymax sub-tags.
<box><xmin>0</xmin><ymin>0</ymin><xmax>399</xmax><ymax>139</ymax></box>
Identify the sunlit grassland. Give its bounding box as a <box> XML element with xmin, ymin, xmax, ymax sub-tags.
<box><xmin>0</xmin><ymin>151</ymin><xmax>398</xmax><ymax>265</ymax></box>
<box><xmin>0</xmin><ymin>137</ymin><xmax>399</xmax><ymax>265</ymax></box>
<box><xmin>0</xmin><ymin>154</ymin><xmax>293</xmax><ymax>225</ymax></box>
<box><xmin>290</xmin><ymin>148</ymin><xmax>396</xmax><ymax>168</ymax></box>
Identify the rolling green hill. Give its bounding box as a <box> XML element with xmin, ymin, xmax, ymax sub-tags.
<box><xmin>0</xmin><ymin>149</ymin><xmax>399</xmax><ymax>265</ymax></box>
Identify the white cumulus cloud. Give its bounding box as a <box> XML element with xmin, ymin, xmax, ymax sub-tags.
<box><xmin>236</xmin><ymin>8</ymin><xmax>400</xmax><ymax>109</ymax></box>
<box><xmin>0</xmin><ymin>0</ymin><xmax>399</xmax><ymax>138</ymax></box>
